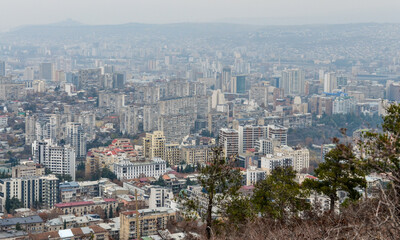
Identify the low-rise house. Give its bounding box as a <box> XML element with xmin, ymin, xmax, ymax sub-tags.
<box><xmin>0</xmin><ymin>215</ymin><xmax>43</xmax><ymax>233</ymax></box>
<box><xmin>29</xmin><ymin>225</ymin><xmax>109</xmax><ymax>240</ymax></box>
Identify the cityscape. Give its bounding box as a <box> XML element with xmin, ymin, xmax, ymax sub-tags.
<box><xmin>0</xmin><ymin>1</ymin><xmax>400</xmax><ymax>239</ymax></box>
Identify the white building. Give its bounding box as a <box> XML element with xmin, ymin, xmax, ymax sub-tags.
<box><xmin>0</xmin><ymin>174</ymin><xmax>58</xmax><ymax>212</ymax></box>
<box><xmin>113</xmin><ymin>158</ymin><xmax>167</xmax><ymax>180</ymax></box>
<box><xmin>261</xmin><ymin>154</ymin><xmax>293</xmax><ymax>173</ymax></box>
<box><xmin>66</xmin><ymin>122</ymin><xmax>86</xmax><ymax>158</ymax></box>
<box><xmin>148</xmin><ymin>186</ymin><xmax>173</xmax><ymax>209</ymax></box>
<box><xmin>242</xmin><ymin>166</ymin><xmax>267</xmax><ymax>186</ymax></box>
<box><xmin>255</xmin><ymin>138</ymin><xmax>280</xmax><ymax>155</ymax></box>
<box><xmin>274</xmin><ymin>146</ymin><xmax>310</xmax><ymax>173</ymax></box>
<box><xmin>219</xmin><ymin>128</ymin><xmax>239</xmax><ymax>158</ymax></box>
<box><xmin>332</xmin><ymin>97</ymin><xmax>356</xmax><ymax>114</ymax></box>
<box><xmin>281</xmin><ymin>69</ymin><xmax>305</xmax><ymax>96</ymax></box>
<box><xmin>238</xmin><ymin>125</ymin><xmax>268</xmax><ymax>154</ymax></box>
<box><xmin>32</xmin><ymin>140</ymin><xmax>76</xmax><ymax>180</ymax></box>
<box><xmin>324</xmin><ymin>72</ymin><xmax>337</xmax><ymax>93</ymax></box>
<box><xmin>267</xmin><ymin>125</ymin><xmax>288</xmax><ymax>146</ymax></box>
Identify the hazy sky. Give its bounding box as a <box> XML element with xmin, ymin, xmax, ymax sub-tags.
<box><xmin>1</xmin><ymin>0</ymin><xmax>400</xmax><ymax>31</ymax></box>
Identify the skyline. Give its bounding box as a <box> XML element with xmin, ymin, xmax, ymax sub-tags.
<box><xmin>1</xmin><ymin>0</ymin><xmax>400</xmax><ymax>31</ymax></box>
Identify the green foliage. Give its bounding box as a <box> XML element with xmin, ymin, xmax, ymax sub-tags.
<box><xmin>55</xmin><ymin>174</ymin><xmax>73</xmax><ymax>182</ymax></box>
<box><xmin>152</xmin><ymin>176</ymin><xmax>166</xmax><ymax>186</ymax></box>
<box><xmin>288</xmin><ymin>113</ymin><xmax>382</xmax><ymax>146</ymax></box>
<box><xmin>182</xmin><ymin>147</ymin><xmax>242</xmax><ymax>239</ymax></box>
<box><xmin>109</xmin><ymin>206</ymin><xmax>113</xmax><ymax>218</ymax></box>
<box><xmin>0</xmin><ymin>171</ymin><xmax>11</xmax><ymax>179</ymax></box>
<box><xmin>45</xmin><ymin>168</ymin><xmax>52</xmax><ymax>174</ymax></box>
<box><xmin>224</xmin><ymin>195</ymin><xmax>255</xmax><ymax>227</ymax></box>
<box><xmin>361</xmin><ymin>103</ymin><xmax>400</xmax><ymax>199</ymax></box>
<box><xmin>63</xmin><ymin>220</ymin><xmax>67</xmax><ymax>229</ymax></box>
<box><xmin>15</xmin><ymin>222</ymin><xmax>22</xmax><ymax>231</ymax></box>
<box><xmin>5</xmin><ymin>196</ymin><xmax>23</xmax><ymax>213</ymax></box>
<box><xmin>304</xmin><ymin>139</ymin><xmax>366</xmax><ymax>212</ymax></box>
<box><xmin>252</xmin><ymin>167</ymin><xmax>310</xmax><ymax>220</ymax></box>
<box><xmin>185</xmin><ymin>178</ymin><xmax>196</xmax><ymax>187</ymax></box>
<box><xmin>101</xmin><ymin>166</ymin><xmax>117</xmax><ymax>180</ymax></box>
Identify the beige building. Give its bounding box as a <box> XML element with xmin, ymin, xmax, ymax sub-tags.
<box><xmin>274</xmin><ymin>146</ymin><xmax>310</xmax><ymax>173</ymax></box>
<box><xmin>165</xmin><ymin>143</ymin><xmax>181</xmax><ymax>165</ymax></box>
<box><xmin>143</xmin><ymin>131</ymin><xmax>166</xmax><ymax>160</ymax></box>
<box><xmin>54</xmin><ymin>198</ymin><xmax>118</xmax><ymax>217</ymax></box>
<box><xmin>181</xmin><ymin>145</ymin><xmax>214</xmax><ymax>165</ymax></box>
<box><xmin>12</xmin><ymin>161</ymin><xmax>45</xmax><ymax>178</ymax></box>
<box><xmin>120</xmin><ymin>208</ymin><xmax>176</xmax><ymax>240</ymax></box>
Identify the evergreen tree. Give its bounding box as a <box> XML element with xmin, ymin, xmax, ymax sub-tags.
<box><xmin>109</xmin><ymin>207</ymin><xmax>113</xmax><ymax>218</ymax></box>
<box><xmin>361</xmin><ymin>103</ymin><xmax>400</xmax><ymax>215</ymax></box>
<box><xmin>252</xmin><ymin>166</ymin><xmax>309</xmax><ymax>220</ymax></box>
<box><xmin>63</xmin><ymin>220</ymin><xmax>67</xmax><ymax>229</ymax></box>
<box><xmin>182</xmin><ymin>147</ymin><xmax>242</xmax><ymax>239</ymax></box>
<box><xmin>304</xmin><ymin>138</ymin><xmax>366</xmax><ymax>212</ymax></box>
<box><xmin>15</xmin><ymin>222</ymin><xmax>22</xmax><ymax>231</ymax></box>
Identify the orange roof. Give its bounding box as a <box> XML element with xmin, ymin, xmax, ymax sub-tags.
<box><xmin>162</xmin><ymin>175</ymin><xmax>171</xmax><ymax>180</ymax></box>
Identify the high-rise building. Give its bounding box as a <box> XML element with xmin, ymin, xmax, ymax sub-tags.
<box><xmin>39</xmin><ymin>63</ymin><xmax>54</xmax><ymax>81</ymax></box>
<box><xmin>0</xmin><ymin>61</ymin><xmax>5</xmax><ymax>77</ymax></box>
<box><xmin>32</xmin><ymin>140</ymin><xmax>76</xmax><ymax>180</ymax></box>
<box><xmin>66</xmin><ymin>122</ymin><xmax>86</xmax><ymax>158</ymax></box>
<box><xmin>0</xmin><ymin>174</ymin><xmax>58</xmax><ymax>211</ymax></box>
<box><xmin>25</xmin><ymin>112</ymin><xmax>37</xmax><ymax>145</ymax></box>
<box><xmin>238</xmin><ymin>125</ymin><xmax>268</xmax><ymax>154</ymax></box>
<box><xmin>221</xmin><ymin>66</ymin><xmax>232</xmax><ymax>92</ymax></box>
<box><xmin>181</xmin><ymin>145</ymin><xmax>214</xmax><ymax>165</ymax></box>
<box><xmin>324</xmin><ymin>72</ymin><xmax>337</xmax><ymax>93</ymax></box>
<box><xmin>274</xmin><ymin>146</ymin><xmax>310</xmax><ymax>172</ymax></box>
<box><xmin>113</xmin><ymin>73</ymin><xmax>125</xmax><ymax>89</ymax></box>
<box><xmin>281</xmin><ymin>69</ymin><xmax>305</xmax><ymax>96</ymax></box>
<box><xmin>234</xmin><ymin>76</ymin><xmax>246</xmax><ymax>93</ymax></box>
<box><xmin>165</xmin><ymin>143</ymin><xmax>181</xmax><ymax>166</ymax></box>
<box><xmin>120</xmin><ymin>105</ymin><xmax>139</xmax><ymax>136</ymax></box>
<box><xmin>24</xmin><ymin>67</ymin><xmax>35</xmax><ymax>80</ymax></box>
<box><xmin>255</xmin><ymin>138</ymin><xmax>280</xmax><ymax>155</ymax></box>
<box><xmin>219</xmin><ymin>128</ymin><xmax>239</xmax><ymax>158</ymax></box>
<box><xmin>267</xmin><ymin>125</ymin><xmax>288</xmax><ymax>146</ymax></box>
<box><xmin>143</xmin><ymin>131</ymin><xmax>166</xmax><ymax>160</ymax></box>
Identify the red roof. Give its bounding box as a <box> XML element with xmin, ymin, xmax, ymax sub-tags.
<box><xmin>55</xmin><ymin>201</ymin><xmax>94</xmax><ymax>208</ymax></box>
<box><xmin>306</xmin><ymin>175</ymin><xmax>318</xmax><ymax>180</ymax></box>
<box><xmin>104</xmin><ymin>198</ymin><xmax>117</xmax><ymax>202</ymax></box>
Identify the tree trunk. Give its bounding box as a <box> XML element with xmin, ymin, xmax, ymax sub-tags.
<box><xmin>330</xmin><ymin>195</ymin><xmax>335</xmax><ymax>213</ymax></box>
<box><xmin>206</xmin><ymin>196</ymin><xmax>213</xmax><ymax>239</ymax></box>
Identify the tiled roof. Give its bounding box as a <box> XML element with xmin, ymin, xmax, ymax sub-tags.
<box><xmin>0</xmin><ymin>215</ymin><xmax>43</xmax><ymax>226</ymax></box>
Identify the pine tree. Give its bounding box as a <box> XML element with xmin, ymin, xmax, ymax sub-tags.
<box><xmin>252</xmin><ymin>166</ymin><xmax>309</xmax><ymax>219</ymax></box>
<box><xmin>304</xmin><ymin>138</ymin><xmax>366</xmax><ymax>212</ymax></box>
<box><xmin>182</xmin><ymin>147</ymin><xmax>242</xmax><ymax>239</ymax></box>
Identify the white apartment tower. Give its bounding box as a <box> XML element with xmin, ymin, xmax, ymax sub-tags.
<box><xmin>32</xmin><ymin>140</ymin><xmax>76</xmax><ymax>180</ymax></box>
<box><xmin>219</xmin><ymin>128</ymin><xmax>239</xmax><ymax>158</ymax></box>
<box><xmin>66</xmin><ymin>122</ymin><xmax>86</xmax><ymax>158</ymax></box>
<box><xmin>281</xmin><ymin>69</ymin><xmax>305</xmax><ymax>96</ymax></box>
<box><xmin>324</xmin><ymin>72</ymin><xmax>337</xmax><ymax>93</ymax></box>
<box><xmin>238</xmin><ymin>125</ymin><xmax>268</xmax><ymax>154</ymax></box>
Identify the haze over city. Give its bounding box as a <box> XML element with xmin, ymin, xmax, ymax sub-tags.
<box><xmin>1</xmin><ymin>0</ymin><xmax>400</xmax><ymax>31</ymax></box>
<box><xmin>1</xmin><ymin>0</ymin><xmax>400</xmax><ymax>239</ymax></box>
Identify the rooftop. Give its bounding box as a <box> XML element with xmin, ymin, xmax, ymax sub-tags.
<box><xmin>0</xmin><ymin>215</ymin><xmax>43</xmax><ymax>226</ymax></box>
